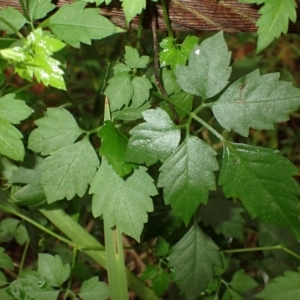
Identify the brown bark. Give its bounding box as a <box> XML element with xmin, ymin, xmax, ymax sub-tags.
<box><xmin>1</xmin><ymin>0</ymin><xmax>300</xmax><ymax>33</ymax></box>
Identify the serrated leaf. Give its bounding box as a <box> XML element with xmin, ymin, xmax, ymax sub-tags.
<box><xmin>200</xmin><ymin>193</ymin><xmax>245</xmax><ymax>240</ymax></box>
<box><xmin>181</xmin><ymin>35</ymin><xmax>199</xmax><ymax>58</ymax></box>
<box><xmin>81</xmin><ymin>0</ymin><xmax>112</xmax><ymax>5</ymax></box>
<box><xmin>124</xmin><ymin>46</ymin><xmax>149</xmax><ymax>69</ymax></box>
<box><xmin>28</xmin><ymin>108</ymin><xmax>84</xmax><ymax>155</ymax></box>
<box><xmin>229</xmin><ymin>269</ymin><xmax>258</xmax><ymax>294</ymax></box>
<box><xmin>90</xmin><ymin>158</ymin><xmax>157</xmax><ymax>241</ymax></box>
<box><xmin>98</xmin><ymin>120</ymin><xmax>134</xmax><ymax>177</ymax></box>
<box><xmin>79</xmin><ymin>277</ymin><xmax>110</xmax><ymax>300</ymax></box>
<box><xmin>212</xmin><ymin>70</ymin><xmax>300</xmax><ymax>137</ymax></box>
<box><xmin>131</xmin><ymin>76</ymin><xmax>152</xmax><ymax>107</ymax></box>
<box><xmin>105</xmin><ymin>74</ymin><xmax>133</xmax><ymax>111</ymax></box>
<box><xmin>0</xmin><ymin>94</ymin><xmax>32</xmax><ymax>124</ymax></box>
<box><xmin>0</xmin><ymin>118</ymin><xmax>25</xmax><ymax>161</ymax></box>
<box><xmin>169</xmin><ymin>224</ymin><xmax>223</xmax><ymax>300</ymax></box>
<box><xmin>113</xmin><ymin>63</ymin><xmax>131</xmax><ymax>75</ymax></box>
<box><xmin>256</xmin><ymin>0</ymin><xmax>297</xmax><ymax>53</ymax></box>
<box><xmin>27</xmin><ymin>0</ymin><xmax>56</xmax><ymax>21</ymax></box>
<box><xmin>152</xmin><ymin>269</ymin><xmax>169</xmax><ymax>297</ymax></box>
<box><xmin>126</xmin><ymin>108</ymin><xmax>181</xmax><ymax>166</ymax></box>
<box><xmin>255</xmin><ymin>269</ymin><xmax>300</xmax><ymax>299</ymax></box>
<box><xmin>122</xmin><ymin>0</ymin><xmax>146</xmax><ymax>22</ymax></box>
<box><xmin>6</xmin><ymin>274</ymin><xmax>59</xmax><ymax>300</ymax></box>
<box><xmin>219</xmin><ymin>142</ymin><xmax>300</xmax><ymax>239</ymax></box>
<box><xmin>41</xmin><ymin>139</ymin><xmax>99</xmax><ymax>203</ymax></box>
<box><xmin>48</xmin><ymin>2</ymin><xmax>123</xmax><ymax>48</ymax></box>
<box><xmin>158</xmin><ymin>136</ymin><xmax>218</xmax><ymax>225</ymax></box>
<box><xmin>0</xmin><ymin>248</ymin><xmax>13</xmax><ymax>270</ymax></box>
<box><xmin>38</xmin><ymin>254</ymin><xmax>70</xmax><ymax>287</ymax></box>
<box><xmin>112</xmin><ymin>102</ymin><xmax>150</xmax><ymax>120</ymax></box>
<box><xmin>0</xmin><ymin>7</ymin><xmax>27</xmax><ymax>34</ymax></box>
<box><xmin>176</xmin><ymin>32</ymin><xmax>231</xmax><ymax>99</ymax></box>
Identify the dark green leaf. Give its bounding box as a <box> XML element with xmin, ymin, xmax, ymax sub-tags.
<box><xmin>28</xmin><ymin>108</ymin><xmax>84</xmax><ymax>155</ymax></box>
<box><xmin>176</xmin><ymin>32</ymin><xmax>231</xmax><ymax>99</ymax></box>
<box><xmin>126</xmin><ymin>108</ymin><xmax>181</xmax><ymax>166</ymax></box>
<box><xmin>158</xmin><ymin>136</ymin><xmax>218</xmax><ymax>225</ymax></box>
<box><xmin>153</xmin><ymin>236</ymin><xmax>169</xmax><ymax>257</ymax></box>
<box><xmin>38</xmin><ymin>253</ymin><xmax>70</xmax><ymax>287</ymax></box>
<box><xmin>229</xmin><ymin>269</ymin><xmax>258</xmax><ymax>294</ymax></box>
<box><xmin>0</xmin><ymin>248</ymin><xmax>13</xmax><ymax>270</ymax></box>
<box><xmin>212</xmin><ymin>70</ymin><xmax>300</xmax><ymax>137</ymax></box>
<box><xmin>41</xmin><ymin>139</ymin><xmax>99</xmax><ymax>203</ymax></box>
<box><xmin>151</xmin><ymin>269</ymin><xmax>169</xmax><ymax>297</ymax></box>
<box><xmin>90</xmin><ymin>158</ymin><xmax>157</xmax><ymax>241</ymax></box>
<box><xmin>169</xmin><ymin>224</ymin><xmax>223</xmax><ymax>299</ymax></box>
<box><xmin>219</xmin><ymin>142</ymin><xmax>300</xmax><ymax>239</ymax></box>
<box><xmin>79</xmin><ymin>277</ymin><xmax>110</xmax><ymax>300</ymax></box>
<box><xmin>48</xmin><ymin>2</ymin><xmax>123</xmax><ymax>48</ymax></box>
<box><xmin>27</xmin><ymin>0</ymin><xmax>55</xmax><ymax>21</ymax></box>
<box><xmin>0</xmin><ymin>7</ymin><xmax>27</xmax><ymax>34</ymax></box>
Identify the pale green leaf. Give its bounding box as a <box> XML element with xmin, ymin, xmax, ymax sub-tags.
<box><xmin>38</xmin><ymin>254</ymin><xmax>70</xmax><ymax>287</ymax></box>
<box><xmin>256</xmin><ymin>0</ymin><xmax>297</xmax><ymax>53</ymax></box>
<box><xmin>48</xmin><ymin>2</ymin><xmax>123</xmax><ymax>48</ymax></box>
<box><xmin>126</xmin><ymin>108</ymin><xmax>181</xmax><ymax>166</ymax></box>
<box><xmin>112</xmin><ymin>102</ymin><xmax>150</xmax><ymax>120</ymax></box>
<box><xmin>28</xmin><ymin>108</ymin><xmax>84</xmax><ymax>155</ymax></box>
<box><xmin>158</xmin><ymin>136</ymin><xmax>218</xmax><ymax>225</ymax></box>
<box><xmin>27</xmin><ymin>0</ymin><xmax>56</xmax><ymax>21</ymax></box>
<box><xmin>0</xmin><ymin>7</ymin><xmax>27</xmax><ymax>34</ymax></box>
<box><xmin>255</xmin><ymin>269</ymin><xmax>300</xmax><ymax>299</ymax></box>
<box><xmin>124</xmin><ymin>46</ymin><xmax>149</xmax><ymax>69</ymax></box>
<box><xmin>169</xmin><ymin>224</ymin><xmax>223</xmax><ymax>300</ymax></box>
<box><xmin>0</xmin><ymin>94</ymin><xmax>32</xmax><ymax>124</ymax></box>
<box><xmin>41</xmin><ymin>139</ymin><xmax>99</xmax><ymax>203</ymax></box>
<box><xmin>131</xmin><ymin>76</ymin><xmax>152</xmax><ymax>107</ymax></box>
<box><xmin>122</xmin><ymin>0</ymin><xmax>146</xmax><ymax>22</ymax></box>
<box><xmin>79</xmin><ymin>277</ymin><xmax>110</xmax><ymax>300</ymax></box>
<box><xmin>113</xmin><ymin>63</ymin><xmax>131</xmax><ymax>75</ymax></box>
<box><xmin>161</xmin><ymin>67</ymin><xmax>182</xmax><ymax>95</ymax></box>
<box><xmin>176</xmin><ymin>32</ymin><xmax>231</xmax><ymax>99</ymax></box>
<box><xmin>105</xmin><ymin>74</ymin><xmax>133</xmax><ymax>111</ymax></box>
<box><xmin>90</xmin><ymin>159</ymin><xmax>157</xmax><ymax>241</ymax></box>
<box><xmin>0</xmin><ymin>118</ymin><xmax>24</xmax><ymax>161</ymax></box>
<box><xmin>219</xmin><ymin>142</ymin><xmax>300</xmax><ymax>239</ymax></box>
<box><xmin>212</xmin><ymin>70</ymin><xmax>300</xmax><ymax>137</ymax></box>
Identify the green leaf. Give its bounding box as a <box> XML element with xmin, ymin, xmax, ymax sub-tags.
<box><xmin>212</xmin><ymin>70</ymin><xmax>300</xmax><ymax>137</ymax></box>
<box><xmin>27</xmin><ymin>0</ymin><xmax>56</xmax><ymax>21</ymax></box>
<box><xmin>153</xmin><ymin>236</ymin><xmax>169</xmax><ymax>257</ymax></box>
<box><xmin>229</xmin><ymin>269</ymin><xmax>258</xmax><ymax>294</ymax></box>
<box><xmin>161</xmin><ymin>67</ymin><xmax>182</xmax><ymax>95</ymax></box>
<box><xmin>113</xmin><ymin>63</ymin><xmax>131</xmax><ymax>75</ymax></box>
<box><xmin>200</xmin><ymin>193</ymin><xmax>245</xmax><ymax>240</ymax></box>
<box><xmin>90</xmin><ymin>158</ymin><xmax>157</xmax><ymax>241</ymax></box>
<box><xmin>81</xmin><ymin>0</ymin><xmax>112</xmax><ymax>5</ymax></box>
<box><xmin>0</xmin><ymin>118</ymin><xmax>25</xmax><ymax>161</ymax></box>
<box><xmin>28</xmin><ymin>108</ymin><xmax>84</xmax><ymax>155</ymax></box>
<box><xmin>176</xmin><ymin>32</ymin><xmax>231</xmax><ymax>99</ymax></box>
<box><xmin>256</xmin><ymin>0</ymin><xmax>297</xmax><ymax>53</ymax></box>
<box><xmin>38</xmin><ymin>254</ymin><xmax>70</xmax><ymax>287</ymax></box>
<box><xmin>105</xmin><ymin>74</ymin><xmax>133</xmax><ymax>111</ymax></box>
<box><xmin>126</xmin><ymin>108</ymin><xmax>181</xmax><ymax>166</ymax></box>
<box><xmin>255</xmin><ymin>268</ymin><xmax>300</xmax><ymax>299</ymax></box>
<box><xmin>79</xmin><ymin>277</ymin><xmax>110</xmax><ymax>300</ymax></box>
<box><xmin>0</xmin><ymin>218</ymin><xmax>19</xmax><ymax>243</ymax></box>
<box><xmin>48</xmin><ymin>2</ymin><xmax>123</xmax><ymax>48</ymax></box>
<box><xmin>180</xmin><ymin>35</ymin><xmax>200</xmax><ymax>58</ymax></box>
<box><xmin>98</xmin><ymin>120</ymin><xmax>134</xmax><ymax>177</ymax></box>
<box><xmin>0</xmin><ymin>7</ymin><xmax>27</xmax><ymax>34</ymax></box>
<box><xmin>169</xmin><ymin>224</ymin><xmax>223</xmax><ymax>299</ymax></box>
<box><xmin>131</xmin><ymin>76</ymin><xmax>152</xmax><ymax>107</ymax></box>
<box><xmin>15</xmin><ymin>224</ymin><xmax>29</xmax><ymax>245</ymax></box>
<box><xmin>219</xmin><ymin>142</ymin><xmax>300</xmax><ymax>239</ymax></box>
<box><xmin>124</xmin><ymin>46</ymin><xmax>149</xmax><ymax>69</ymax></box>
<box><xmin>0</xmin><ymin>248</ymin><xmax>13</xmax><ymax>270</ymax></box>
<box><xmin>41</xmin><ymin>139</ymin><xmax>99</xmax><ymax>203</ymax></box>
<box><xmin>6</xmin><ymin>274</ymin><xmax>59</xmax><ymax>300</ymax></box>
<box><xmin>122</xmin><ymin>0</ymin><xmax>146</xmax><ymax>22</ymax></box>
<box><xmin>0</xmin><ymin>94</ymin><xmax>32</xmax><ymax>124</ymax></box>
<box><xmin>158</xmin><ymin>136</ymin><xmax>218</xmax><ymax>225</ymax></box>
<box><xmin>112</xmin><ymin>102</ymin><xmax>150</xmax><ymax>120</ymax></box>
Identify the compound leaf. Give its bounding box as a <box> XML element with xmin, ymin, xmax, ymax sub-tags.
<box><xmin>48</xmin><ymin>1</ymin><xmax>122</xmax><ymax>48</ymax></box>
<box><xmin>0</xmin><ymin>94</ymin><xmax>32</xmax><ymax>124</ymax></box>
<box><xmin>212</xmin><ymin>70</ymin><xmax>300</xmax><ymax>137</ymax></box>
<box><xmin>28</xmin><ymin>108</ymin><xmax>84</xmax><ymax>155</ymax></box>
<box><xmin>79</xmin><ymin>277</ymin><xmax>110</xmax><ymax>300</ymax></box>
<box><xmin>38</xmin><ymin>254</ymin><xmax>70</xmax><ymax>287</ymax></box>
<box><xmin>255</xmin><ymin>269</ymin><xmax>300</xmax><ymax>299</ymax></box>
<box><xmin>0</xmin><ymin>7</ymin><xmax>27</xmax><ymax>34</ymax></box>
<box><xmin>158</xmin><ymin>136</ymin><xmax>218</xmax><ymax>225</ymax></box>
<box><xmin>124</xmin><ymin>46</ymin><xmax>149</xmax><ymax>69</ymax></box>
<box><xmin>219</xmin><ymin>142</ymin><xmax>300</xmax><ymax>239</ymax></box>
<box><xmin>122</xmin><ymin>0</ymin><xmax>146</xmax><ymax>22</ymax></box>
<box><xmin>41</xmin><ymin>139</ymin><xmax>99</xmax><ymax>203</ymax></box>
<box><xmin>256</xmin><ymin>0</ymin><xmax>297</xmax><ymax>53</ymax></box>
<box><xmin>176</xmin><ymin>32</ymin><xmax>231</xmax><ymax>100</ymax></box>
<box><xmin>169</xmin><ymin>224</ymin><xmax>223</xmax><ymax>300</ymax></box>
<box><xmin>90</xmin><ymin>158</ymin><xmax>157</xmax><ymax>241</ymax></box>
<box><xmin>126</xmin><ymin>108</ymin><xmax>181</xmax><ymax>166</ymax></box>
<box><xmin>27</xmin><ymin>0</ymin><xmax>56</xmax><ymax>21</ymax></box>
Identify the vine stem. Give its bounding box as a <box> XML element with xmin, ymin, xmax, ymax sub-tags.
<box><xmin>160</xmin><ymin>0</ymin><xmax>173</xmax><ymax>39</ymax></box>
